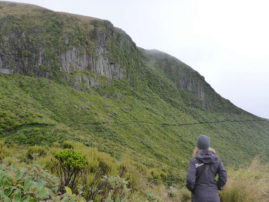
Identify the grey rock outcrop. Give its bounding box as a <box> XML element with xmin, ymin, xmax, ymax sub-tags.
<box><xmin>0</xmin><ymin>13</ymin><xmax>132</xmax><ymax>87</ymax></box>
<box><xmin>0</xmin><ymin>68</ymin><xmax>13</xmax><ymax>74</ymax></box>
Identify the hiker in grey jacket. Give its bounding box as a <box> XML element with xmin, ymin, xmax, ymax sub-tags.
<box><xmin>186</xmin><ymin>135</ymin><xmax>227</xmax><ymax>202</ymax></box>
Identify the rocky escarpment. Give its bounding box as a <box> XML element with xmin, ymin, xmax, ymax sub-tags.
<box><xmin>0</xmin><ymin>2</ymin><xmax>142</xmax><ymax>87</ymax></box>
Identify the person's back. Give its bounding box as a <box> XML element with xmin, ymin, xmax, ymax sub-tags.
<box><xmin>186</xmin><ymin>135</ymin><xmax>227</xmax><ymax>202</ymax></box>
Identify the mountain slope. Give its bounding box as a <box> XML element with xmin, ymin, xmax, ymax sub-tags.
<box><xmin>1</xmin><ymin>1</ymin><xmax>269</xmax><ymax>180</ymax></box>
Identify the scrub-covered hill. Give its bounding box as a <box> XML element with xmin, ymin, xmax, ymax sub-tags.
<box><xmin>1</xmin><ymin>1</ymin><xmax>269</xmax><ymax>186</ymax></box>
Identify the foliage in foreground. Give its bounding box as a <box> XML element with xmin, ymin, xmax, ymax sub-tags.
<box><xmin>1</xmin><ymin>141</ymin><xmax>269</xmax><ymax>201</ymax></box>
<box><xmin>0</xmin><ymin>141</ymin><xmax>168</xmax><ymax>201</ymax></box>
<box><xmin>0</xmin><ymin>163</ymin><xmax>80</xmax><ymax>202</ymax></box>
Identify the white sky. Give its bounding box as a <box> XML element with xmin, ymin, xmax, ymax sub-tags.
<box><xmin>6</xmin><ymin>0</ymin><xmax>269</xmax><ymax>118</ymax></box>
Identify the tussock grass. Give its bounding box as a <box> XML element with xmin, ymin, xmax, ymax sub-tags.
<box><xmin>220</xmin><ymin>158</ymin><xmax>269</xmax><ymax>202</ymax></box>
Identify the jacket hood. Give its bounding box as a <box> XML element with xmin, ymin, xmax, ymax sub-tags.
<box><xmin>196</xmin><ymin>150</ymin><xmax>219</xmax><ymax>164</ymax></box>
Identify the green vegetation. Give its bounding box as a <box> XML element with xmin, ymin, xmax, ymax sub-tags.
<box><xmin>0</xmin><ymin>163</ymin><xmax>79</xmax><ymax>201</ymax></box>
<box><xmin>0</xmin><ymin>2</ymin><xmax>269</xmax><ymax>201</ymax></box>
<box><xmin>220</xmin><ymin>158</ymin><xmax>269</xmax><ymax>202</ymax></box>
<box><xmin>1</xmin><ymin>73</ymin><xmax>268</xmax><ymax>171</ymax></box>
<box><xmin>54</xmin><ymin>149</ymin><xmax>88</xmax><ymax>190</ymax></box>
<box><xmin>27</xmin><ymin>145</ymin><xmax>47</xmax><ymax>160</ymax></box>
<box><xmin>0</xmin><ymin>141</ymin><xmax>187</xmax><ymax>201</ymax></box>
<box><xmin>0</xmin><ymin>141</ymin><xmax>9</xmax><ymax>161</ymax></box>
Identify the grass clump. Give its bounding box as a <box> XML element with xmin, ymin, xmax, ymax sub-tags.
<box><xmin>220</xmin><ymin>158</ymin><xmax>269</xmax><ymax>202</ymax></box>
<box><xmin>62</xmin><ymin>140</ymin><xmax>74</xmax><ymax>149</ymax></box>
<box><xmin>148</xmin><ymin>168</ymin><xmax>167</xmax><ymax>185</ymax></box>
<box><xmin>0</xmin><ymin>141</ymin><xmax>9</xmax><ymax>162</ymax></box>
<box><xmin>27</xmin><ymin>145</ymin><xmax>47</xmax><ymax>160</ymax></box>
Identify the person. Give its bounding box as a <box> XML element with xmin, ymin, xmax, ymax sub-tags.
<box><xmin>186</xmin><ymin>135</ymin><xmax>227</xmax><ymax>202</ymax></box>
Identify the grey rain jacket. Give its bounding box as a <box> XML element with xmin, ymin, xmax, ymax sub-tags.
<box><xmin>186</xmin><ymin>150</ymin><xmax>227</xmax><ymax>202</ymax></box>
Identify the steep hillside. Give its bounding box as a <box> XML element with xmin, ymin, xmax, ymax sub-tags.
<box><xmin>1</xmin><ymin>1</ymin><xmax>269</xmax><ymax>183</ymax></box>
<box><xmin>141</xmin><ymin>49</ymin><xmax>244</xmax><ymax>112</ymax></box>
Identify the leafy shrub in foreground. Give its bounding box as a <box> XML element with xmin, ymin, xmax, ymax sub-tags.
<box><xmin>0</xmin><ymin>163</ymin><xmax>77</xmax><ymax>201</ymax></box>
<box><xmin>54</xmin><ymin>149</ymin><xmax>88</xmax><ymax>191</ymax></box>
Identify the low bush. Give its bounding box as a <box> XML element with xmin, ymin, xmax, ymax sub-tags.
<box><xmin>53</xmin><ymin>149</ymin><xmax>88</xmax><ymax>191</ymax></box>
<box><xmin>0</xmin><ymin>163</ymin><xmax>79</xmax><ymax>201</ymax></box>
<box><xmin>99</xmin><ymin>175</ymin><xmax>130</xmax><ymax>201</ymax></box>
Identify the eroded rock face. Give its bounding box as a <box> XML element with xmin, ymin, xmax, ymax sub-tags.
<box><xmin>0</xmin><ymin>68</ymin><xmax>13</xmax><ymax>74</ymax></box>
<box><xmin>0</xmin><ymin>36</ymin><xmax>125</xmax><ymax>79</ymax></box>
<box><xmin>59</xmin><ymin>46</ymin><xmax>124</xmax><ymax>79</ymax></box>
<box><xmin>0</xmin><ymin>14</ymin><xmax>130</xmax><ymax>85</ymax></box>
<box><xmin>177</xmin><ymin>77</ymin><xmax>205</xmax><ymax>100</ymax></box>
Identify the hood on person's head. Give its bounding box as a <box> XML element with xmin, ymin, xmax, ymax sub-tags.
<box><xmin>197</xmin><ymin>135</ymin><xmax>210</xmax><ymax>150</ymax></box>
<box><xmin>196</xmin><ymin>149</ymin><xmax>218</xmax><ymax>164</ymax></box>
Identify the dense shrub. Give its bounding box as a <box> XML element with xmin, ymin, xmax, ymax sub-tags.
<box><xmin>0</xmin><ymin>163</ymin><xmax>78</xmax><ymax>201</ymax></box>
<box><xmin>53</xmin><ymin>149</ymin><xmax>88</xmax><ymax>191</ymax></box>
<box><xmin>0</xmin><ymin>141</ymin><xmax>176</xmax><ymax>201</ymax></box>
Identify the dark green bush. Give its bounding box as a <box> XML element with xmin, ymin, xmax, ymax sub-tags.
<box><xmin>54</xmin><ymin>149</ymin><xmax>88</xmax><ymax>191</ymax></box>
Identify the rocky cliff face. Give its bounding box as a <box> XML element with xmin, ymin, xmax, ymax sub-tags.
<box><xmin>0</xmin><ymin>2</ymin><xmax>141</xmax><ymax>84</ymax></box>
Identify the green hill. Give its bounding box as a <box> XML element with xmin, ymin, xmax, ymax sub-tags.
<box><xmin>1</xmin><ymin>1</ymin><xmax>269</xmax><ymax>183</ymax></box>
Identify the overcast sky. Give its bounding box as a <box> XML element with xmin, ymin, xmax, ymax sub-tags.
<box><xmin>6</xmin><ymin>0</ymin><xmax>269</xmax><ymax>118</ymax></box>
